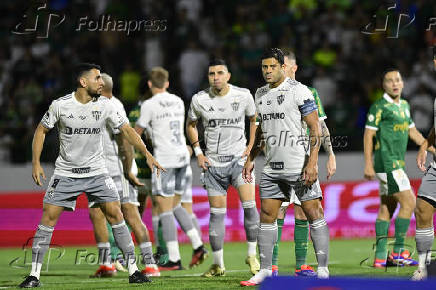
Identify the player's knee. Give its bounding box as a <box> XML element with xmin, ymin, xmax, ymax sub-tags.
<box><xmin>303</xmin><ymin>206</ymin><xmax>323</xmax><ymax>222</ymax></box>
<box><xmin>260</xmin><ymin>207</ymin><xmax>276</xmax><ymax>223</ymax></box>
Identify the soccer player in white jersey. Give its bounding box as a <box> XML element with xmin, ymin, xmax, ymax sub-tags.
<box><xmin>88</xmin><ymin>73</ymin><xmax>159</xmax><ymax>278</ymax></box>
<box><xmin>240</xmin><ymin>49</ymin><xmax>330</xmax><ymax>286</ymax></box>
<box><xmin>271</xmin><ymin>49</ymin><xmax>336</xmax><ymax>277</ymax></box>
<box><xmin>19</xmin><ymin>63</ymin><xmax>164</xmax><ymax>288</ymax></box>
<box><xmin>135</xmin><ymin>67</ymin><xmax>207</xmax><ymax>271</ymax></box>
<box><xmin>186</xmin><ymin>59</ymin><xmax>260</xmax><ymax>277</ymax></box>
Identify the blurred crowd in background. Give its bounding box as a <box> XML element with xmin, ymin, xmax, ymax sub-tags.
<box><xmin>0</xmin><ymin>0</ymin><xmax>435</xmax><ymax>163</ymax></box>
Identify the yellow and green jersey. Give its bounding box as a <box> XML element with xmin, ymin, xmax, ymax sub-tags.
<box><xmin>365</xmin><ymin>93</ymin><xmax>414</xmax><ymax>173</ymax></box>
<box><xmin>128</xmin><ymin>104</ymin><xmax>152</xmax><ymax>179</ymax></box>
<box><xmin>309</xmin><ymin>87</ymin><xmax>326</xmax><ymax>120</ymax></box>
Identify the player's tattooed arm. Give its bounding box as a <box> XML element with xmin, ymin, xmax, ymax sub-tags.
<box><xmin>242</xmin><ymin>114</ymin><xmax>258</xmax><ymax>158</ymax></box>
<box><xmin>303</xmin><ymin>111</ymin><xmax>321</xmax><ymax>186</ymax></box>
<box><xmin>121</xmin><ymin>123</ymin><xmax>165</xmax><ymax>176</ymax></box>
<box><xmin>320</xmin><ymin>120</ymin><xmax>336</xmax><ymax>180</ymax></box>
<box><xmin>417</xmin><ymin>126</ymin><xmax>435</xmax><ymax>172</ymax></box>
<box><xmin>32</xmin><ymin>123</ymin><xmax>50</xmax><ymax>186</ymax></box>
<box><xmin>363</xmin><ymin>128</ymin><xmax>377</xmax><ymax>180</ymax></box>
<box><xmin>115</xmin><ymin>133</ymin><xmax>143</xmax><ymax>186</ymax></box>
<box><xmin>186</xmin><ymin>118</ymin><xmax>210</xmax><ymax>170</ymax></box>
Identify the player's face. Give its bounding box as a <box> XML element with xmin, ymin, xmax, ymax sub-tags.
<box><xmin>262</xmin><ymin>58</ymin><xmax>284</xmax><ymax>84</ymax></box>
<box><xmin>382</xmin><ymin>71</ymin><xmax>403</xmax><ymax>98</ymax></box>
<box><xmin>208</xmin><ymin>65</ymin><xmax>230</xmax><ymax>90</ymax></box>
<box><xmin>283</xmin><ymin>56</ymin><xmax>297</xmax><ymax>79</ymax></box>
<box><xmin>83</xmin><ymin>69</ymin><xmax>104</xmax><ymax>95</ymax></box>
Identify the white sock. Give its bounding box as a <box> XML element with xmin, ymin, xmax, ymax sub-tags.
<box><xmin>212</xmin><ymin>249</ymin><xmax>224</xmax><ymax>268</ymax></box>
<box><xmin>127</xmin><ymin>257</ymin><xmax>139</xmax><ymax>275</ymax></box>
<box><xmin>247</xmin><ymin>241</ymin><xmax>257</xmax><ymax>256</ymax></box>
<box><xmin>30</xmin><ymin>262</ymin><xmax>42</xmax><ymax>279</ymax></box>
<box><xmin>167</xmin><ymin>241</ymin><xmax>181</xmax><ymax>262</ymax></box>
<box><xmin>186</xmin><ymin>228</ymin><xmax>203</xmax><ymax>249</ymax></box>
<box><xmin>418</xmin><ymin>252</ymin><xmax>428</xmax><ymax>269</ymax></box>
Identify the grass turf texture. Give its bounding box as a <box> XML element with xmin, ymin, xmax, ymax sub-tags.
<box><xmin>0</xmin><ymin>239</ymin><xmax>418</xmax><ymax>289</ymax></box>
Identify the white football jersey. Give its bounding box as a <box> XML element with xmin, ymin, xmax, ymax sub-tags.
<box><xmin>188</xmin><ymin>84</ymin><xmax>256</xmax><ymax>167</ymax></box>
<box><xmin>100</xmin><ymin>95</ymin><xmax>131</xmax><ymax>177</ymax></box>
<box><xmin>41</xmin><ymin>92</ymin><xmax>128</xmax><ymax>177</ymax></box>
<box><xmin>136</xmin><ymin>91</ymin><xmax>189</xmax><ymax>168</ymax></box>
<box><xmin>255</xmin><ymin>78</ymin><xmax>318</xmax><ymax>174</ymax></box>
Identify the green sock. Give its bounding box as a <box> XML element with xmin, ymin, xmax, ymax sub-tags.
<box><xmin>158</xmin><ymin>220</ymin><xmax>168</xmax><ymax>254</ymax></box>
<box><xmin>294</xmin><ymin>219</ymin><xmax>309</xmax><ymax>269</ymax></box>
<box><xmin>107</xmin><ymin>222</ymin><xmax>121</xmax><ymax>261</ymax></box>
<box><xmin>393</xmin><ymin>217</ymin><xmax>410</xmax><ymax>254</ymax></box>
<box><xmin>272</xmin><ymin>219</ymin><xmax>284</xmax><ymax>266</ymax></box>
<box><xmin>375</xmin><ymin>219</ymin><xmax>390</xmax><ymax>260</ymax></box>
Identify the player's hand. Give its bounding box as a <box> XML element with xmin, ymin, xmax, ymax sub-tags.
<box><xmin>364</xmin><ymin>164</ymin><xmax>376</xmax><ymax>180</ymax></box>
<box><xmin>302</xmin><ymin>163</ymin><xmax>318</xmax><ymax>186</ymax></box>
<box><xmin>417</xmin><ymin>149</ymin><xmax>427</xmax><ymax>172</ymax></box>
<box><xmin>242</xmin><ymin>145</ymin><xmax>252</xmax><ymax>159</ymax></box>
<box><xmin>125</xmin><ymin>171</ymin><xmax>144</xmax><ymax>187</ymax></box>
<box><xmin>146</xmin><ymin>154</ymin><xmax>166</xmax><ymax>177</ymax></box>
<box><xmin>197</xmin><ymin>154</ymin><xmax>210</xmax><ymax>171</ymax></box>
<box><xmin>32</xmin><ymin>163</ymin><xmax>46</xmax><ymax>186</ymax></box>
<box><xmin>242</xmin><ymin>159</ymin><xmax>255</xmax><ymax>183</ymax></box>
<box><xmin>326</xmin><ymin>154</ymin><xmax>336</xmax><ymax>180</ymax></box>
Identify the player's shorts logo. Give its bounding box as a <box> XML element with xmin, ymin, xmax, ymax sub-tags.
<box><xmin>92</xmin><ymin>110</ymin><xmax>102</xmax><ymax>121</ymax></box>
<box><xmin>231</xmin><ymin>102</ymin><xmax>239</xmax><ymax>111</ymax></box>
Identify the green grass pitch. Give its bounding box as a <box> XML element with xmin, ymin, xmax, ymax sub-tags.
<box><xmin>0</xmin><ymin>239</ymin><xmax>418</xmax><ymax>289</ymax></box>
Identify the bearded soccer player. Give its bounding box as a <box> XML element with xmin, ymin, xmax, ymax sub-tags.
<box><xmin>186</xmin><ymin>59</ymin><xmax>260</xmax><ymax>277</ymax></box>
<box><xmin>135</xmin><ymin>67</ymin><xmax>207</xmax><ymax>271</ymax></box>
<box><xmin>240</xmin><ymin>48</ymin><xmax>330</xmax><ymax>286</ymax></box>
<box><xmin>88</xmin><ymin>73</ymin><xmax>159</xmax><ymax>278</ymax></box>
<box><xmin>19</xmin><ymin>63</ymin><xmax>164</xmax><ymax>288</ymax></box>
<box><xmin>364</xmin><ymin>69</ymin><xmax>428</xmax><ymax>268</ymax></box>
<box><xmin>411</xmin><ymin>54</ymin><xmax>436</xmax><ymax>281</ymax></box>
<box><xmin>271</xmin><ymin>49</ymin><xmax>336</xmax><ymax>277</ymax></box>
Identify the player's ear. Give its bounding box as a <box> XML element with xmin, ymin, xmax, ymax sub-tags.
<box><xmin>164</xmin><ymin>81</ymin><xmax>169</xmax><ymax>89</ymax></box>
<box><xmin>79</xmin><ymin>76</ymin><xmax>87</xmax><ymax>88</ymax></box>
<box><xmin>147</xmin><ymin>80</ymin><xmax>152</xmax><ymax>89</ymax></box>
<box><xmin>294</xmin><ymin>64</ymin><xmax>298</xmax><ymax>73</ymax></box>
<box><xmin>226</xmin><ymin>72</ymin><xmax>231</xmax><ymax>82</ymax></box>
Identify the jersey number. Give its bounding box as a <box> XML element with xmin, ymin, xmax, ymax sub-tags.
<box><xmin>170</xmin><ymin>120</ymin><xmax>182</xmax><ymax>145</ymax></box>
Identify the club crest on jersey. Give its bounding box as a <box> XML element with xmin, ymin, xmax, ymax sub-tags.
<box><xmin>231</xmin><ymin>102</ymin><xmax>239</xmax><ymax>111</ymax></box>
<box><xmin>277</xmin><ymin>94</ymin><xmax>284</xmax><ymax>105</ymax></box>
<box><xmin>92</xmin><ymin>110</ymin><xmax>102</xmax><ymax>121</ymax></box>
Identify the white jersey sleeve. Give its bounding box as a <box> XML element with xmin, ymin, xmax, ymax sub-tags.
<box><xmin>136</xmin><ymin>100</ymin><xmax>153</xmax><ymax>129</ymax></box>
<box><xmin>187</xmin><ymin>94</ymin><xmax>201</xmax><ymax>121</ymax></box>
<box><xmin>105</xmin><ymin>100</ymin><xmax>128</xmax><ymax>130</ymax></box>
<box><xmin>41</xmin><ymin>101</ymin><xmax>60</xmax><ymax>129</ymax></box>
<box><xmin>294</xmin><ymin>84</ymin><xmax>317</xmax><ymax>117</ymax></box>
<box><xmin>245</xmin><ymin>91</ymin><xmax>256</xmax><ymax>117</ymax></box>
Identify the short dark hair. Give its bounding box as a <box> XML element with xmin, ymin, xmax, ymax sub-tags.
<box><xmin>382</xmin><ymin>68</ymin><xmax>400</xmax><ymax>81</ymax></box>
<box><xmin>261</xmin><ymin>48</ymin><xmax>284</xmax><ymax>65</ymax></box>
<box><xmin>281</xmin><ymin>48</ymin><xmax>296</xmax><ymax>62</ymax></box>
<box><xmin>74</xmin><ymin>63</ymin><xmax>101</xmax><ymax>87</ymax></box>
<box><xmin>209</xmin><ymin>58</ymin><xmax>227</xmax><ymax>68</ymax></box>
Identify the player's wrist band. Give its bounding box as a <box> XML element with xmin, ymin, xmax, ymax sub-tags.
<box><xmin>191</xmin><ymin>140</ymin><xmax>200</xmax><ymax>146</ymax></box>
<box><xmin>193</xmin><ymin>146</ymin><xmax>203</xmax><ymax>156</ymax></box>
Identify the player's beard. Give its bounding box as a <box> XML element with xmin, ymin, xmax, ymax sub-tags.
<box><xmin>88</xmin><ymin>89</ymin><xmax>101</xmax><ymax>101</ymax></box>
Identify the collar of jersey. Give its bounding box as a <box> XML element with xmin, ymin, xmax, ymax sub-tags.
<box><xmin>210</xmin><ymin>85</ymin><xmax>232</xmax><ymax>98</ymax></box>
<box><xmin>383</xmin><ymin>93</ymin><xmax>401</xmax><ymax>106</ymax></box>
<box><xmin>72</xmin><ymin>91</ymin><xmax>93</xmax><ymax>106</ymax></box>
